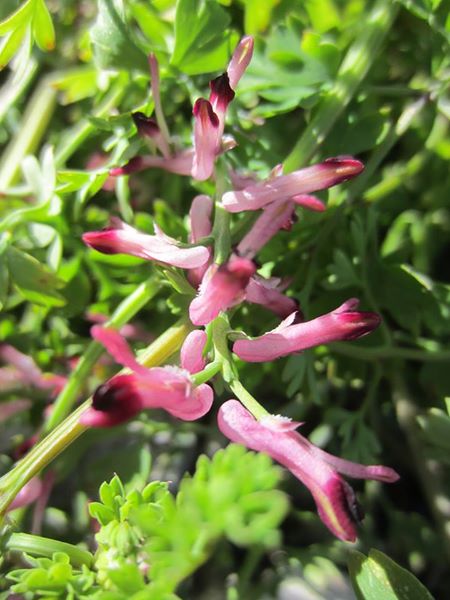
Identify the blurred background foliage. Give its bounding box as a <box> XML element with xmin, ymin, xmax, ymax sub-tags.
<box><xmin>0</xmin><ymin>0</ymin><xmax>449</xmax><ymax>598</ymax></box>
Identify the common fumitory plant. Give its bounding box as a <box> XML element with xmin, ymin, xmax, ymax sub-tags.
<box><xmin>71</xmin><ymin>35</ymin><xmax>398</xmax><ymax>543</ymax></box>
<box><xmin>11</xmin><ymin>2</ymin><xmax>447</xmax><ymax>591</ymax></box>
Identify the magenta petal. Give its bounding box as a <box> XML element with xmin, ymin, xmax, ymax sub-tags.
<box><xmin>233</xmin><ymin>300</ymin><xmax>381</xmax><ymax>362</ymax></box>
<box><xmin>189</xmin><ymin>257</ymin><xmax>256</xmax><ymax>326</ymax></box>
<box><xmin>180</xmin><ymin>330</ymin><xmax>208</xmax><ymax>374</ymax></box>
<box><xmin>132</xmin><ymin>112</ymin><xmax>170</xmax><ymax>158</ymax></box>
<box><xmin>222</xmin><ymin>157</ymin><xmax>364</xmax><ymax>213</ymax></box>
<box><xmin>110</xmin><ymin>151</ymin><xmax>194</xmax><ymax>177</ymax></box>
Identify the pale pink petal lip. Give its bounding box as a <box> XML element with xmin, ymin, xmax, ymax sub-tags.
<box><xmin>192</xmin><ymin>98</ymin><xmax>220</xmax><ymax>181</ymax></box>
<box><xmin>222</xmin><ymin>158</ymin><xmax>364</xmax><ymax>213</ymax></box>
<box><xmin>8</xmin><ymin>477</ymin><xmax>43</xmax><ymax>512</ymax></box>
<box><xmin>189</xmin><ymin>257</ymin><xmax>256</xmax><ymax>326</ymax></box>
<box><xmin>180</xmin><ymin>330</ymin><xmax>208</xmax><ymax>374</ymax></box>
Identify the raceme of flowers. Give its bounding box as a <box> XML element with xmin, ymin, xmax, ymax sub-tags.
<box><xmin>78</xmin><ymin>36</ymin><xmax>399</xmax><ymax>541</ymax></box>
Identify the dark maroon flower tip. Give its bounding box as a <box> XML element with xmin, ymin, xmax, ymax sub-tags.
<box><xmin>82</xmin><ymin>232</ymin><xmax>117</xmax><ymax>255</ymax></box>
<box><xmin>341</xmin><ymin>311</ymin><xmax>382</xmax><ymax>340</ymax></box>
<box><xmin>318</xmin><ymin>477</ymin><xmax>361</xmax><ymax>542</ymax></box>
<box><xmin>209</xmin><ymin>73</ymin><xmax>235</xmax><ymax>108</ymax></box>
<box><xmin>90</xmin><ymin>374</ymin><xmax>143</xmax><ymax>426</ymax></box>
<box><xmin>110</xmin><ymin>156</ymin><xmax>143</xmax><ymax>176</ymax></box>
<box><xmin>193</xmin><ymin>98</ymin><xmax>220</xmax><ymax>127</ymax></box>
<box><xmin>323</xmin><ymin>157</ymin><xmax>364</xmax><ymax>182</ymax></box>
<box><xmin>132</xmin><ymin>112</ymin><xmax>160</xmax><ymax>138</ymax></box>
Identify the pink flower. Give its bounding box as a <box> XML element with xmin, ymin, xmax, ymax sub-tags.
<box><xmin>82</xmin><ymin>217</ymin><xmax>209</xmax><ymax>269</ymax></box>
<box><xmin>8</xmin><ymin>477</ymin><xmax>43</xmax><ymax>512</ymax></box>
<box><xmin>233</xmin><ymin>299</ymin><xmax>381</xmax><ymax>362</ymax></box>
<box><xmin>226</xmin><ymin>35</ymin><xmax>254</xmax><ymax>90</ymax></box>
<box><xmin>0</xmin><ymin>345</ymin><xmax>66</xmax><ymax>396</ymax></box>
<box><xmin>189</xmin><ymin>256</ymin><xmax>256</xmax><ymax>326</ymax></box>
<box><xmin>245</xmin><ymin>275</ymin><xmax>299</xmax><ymax>319</ymax></box>
<box><xmin>111</xmin><ymin>37</ymin><xmax>254</xmax><ymax>181</ymax></box>
<box><xmin>236</xmin><ymin>200</ymin><xmax>297</xmax><ymax>259</ymax></box>
<box><xmin>222</xmin><ymin>157</ymin><xmax>364</xmax><ymax>213</ymax></box>
<box><xmin>218</xmin><ymin>400</ymin><xmax>399</xmax><ymax>541</ymax></box>
<box><xmin>80</xmin><ymin>326</ymin><xmax>213</xmax><ymax>428</ymax></box>
<box><xmin>180</xmin><ymin>330</ymin><xmax>208</xmax><ymax>374</ymax></box>
<box><xmin>192</xmin><ymin>98</ymin><xmax>220</xmax><ymax>181</ymax></box>
<box><xmin>187</xmin><ymin>195</ymin><xmax>214</xmax><ymax>288</ymax></box>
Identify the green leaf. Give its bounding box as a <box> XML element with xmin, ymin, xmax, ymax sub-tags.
<box><xmin>7</xmin><ymin>246</ymin><xmax>66</xmax><ymax>307</ymax></box>
<box><xmin>171</xmin><ymin>0</ymin><xmax>232</xmax><ymax>75</ymax></box>
<box><xmin>90</xmin><ymin>0</ymin><xmax>147</xmax><ymax>71</ymax></box>
<box><xmin>0</xmin><ymin>0</ymin><xmax>33</xmax><ymax>35</ymax></box>
<box><xmin>32</xmin><ymin>0</ymin><xmax>55</xmax><ymax>51</ymax></box>
<box><xmin>0</xmin><ymin>23</ymin><xmax>28</xmax><ymax>69</ymax></box>
<box><xmin>348</xmin><ymin>549</ymin><xmax>435</xmax><ymax>600</ymax></box>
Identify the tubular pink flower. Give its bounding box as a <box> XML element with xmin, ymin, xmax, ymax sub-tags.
<box><xmin>222</xmin><ymin>157</ymin><xmax>364</xmax><ymax>213</ymax></box>
<box><xmin>218</xmin><ymin>400</ymin><xmax>399</xmax><ymax>541</ymax></box>
<box><xmin>188</xmin><ymin>195</ymin><xmax>214</xmax><ymax>288</ymax></box>
<box><xmin>189</xmin><ymin>256</ymin><xmax>257</xmax><ymax>326</ymax></box>
<box><xmin>0</xmin><ymin>345</ymin><xmax>66</xmax><ymax>395</ymax></box>
<box><xmin>110</xmin><ymin>151</ymin><xmax>194</xmax><ymax>177</ymax></box>
<box><xmin>233</xmin><ymin>299</ymin><xmax>381</xmax><ymax>362</ymax></box>
<box><xmin>237</xmin><ymin>201</ymin><xmax>296</xmax><ymax>258</ymax></box>
<box><xmin>192</xmin><ymin>99</ymin><xmax>220</xmax><ymax>181</ymax></box>
<box><xmin>82</xmin><ymin>218</ymin><xmax>209</xmax><ymax>269</ymax></box>
<box><xmin>180</xmin><ymin>330</ymin><xmax>208</xmax><ymax>374</ymax></box>
<box><xmin>227</xmin><ymin>35</ymin><xmax>254</xmax><ymax>90</ymax></box>
<box><xmin>80</xmin><ymin>327</ymin><xmax>213</xmax><ymax>428</ymax></box>
<box><xmin>8</xmin><ymin>477</ymin><xmax>43</xmax><ymax>512</ymax></box>
<box><xmin>245</xmin><ymin>276</ymin><xmax>299</xmax><ymax>319</ymax></box>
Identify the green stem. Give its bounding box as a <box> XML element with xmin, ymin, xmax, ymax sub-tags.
<box><xmin>191</xmin><ymin>361</ymin><xmax>221</xmax><ymax>386</ymax></box>
<box><xmin>54</xmin><ymin>82</ymin><xmax>126</xmax><ymax>167</ymax></box>
<box><xmin>0</xmin><ymin>74</ymin><xmax>57</xmax><ymax>191</ymax></box>
<box><xmin>330</xmin><ymin>342</ymin><xmax>450</xmax><ymax>362</ymax></box>
<box><xmin>5</xmin><ymin>532</ymin><xmax>94</xmax><ymax>567</ymax></box>
<box><xmin>44</xmin><ymin>277</ymin><xmax>160</xmax><ymax>433</ymax></box>
<box><xmin>0</xmin><ymin>318</ymin><xmax>191</xmax><ymax>517</ymax></box>
<box><xmin>284</xmin><ymin>0</ymin><xmax>398</xmax><ymax>171</ymax></box>
<box><xmin>228</xmin><ymin>379</ymin><xmax>269</xmax><ymax>420</ymax></box>
<box><xmin>347</xmin><ymin>95</ymin><xmax>428</xmax><ymax>202</ymax></box>
<box><xmin>212</xmin><ymin>203</ymin><xmax>231</xmax><ymax>265</ymax></box>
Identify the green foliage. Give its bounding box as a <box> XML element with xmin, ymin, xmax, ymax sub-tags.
<box><xmin>0</xmin><ymin>0</ymin><xmax>54</xmax><ymax>69</ymax></box>
<box><xmin>171</xmin><ymin>0</ymin><xmax>235</xmax><ymax>75</ymax></box>
<box><xmin>90</xmin><ymin>445</ymin><xmax>288</xmax><ymax>595</ymax></box>
<box><xmin>348</xmin><ymin>549</ymin><xmax>435</xmax><ymax>600</ymax></box>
